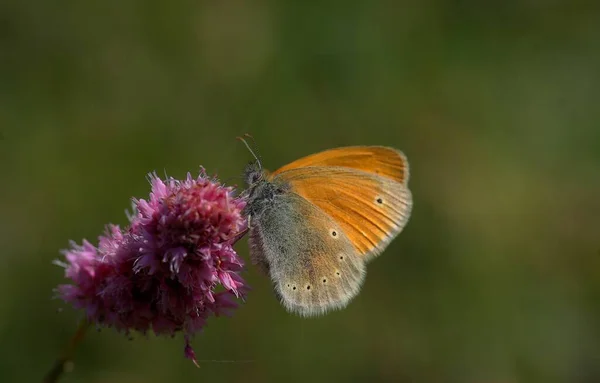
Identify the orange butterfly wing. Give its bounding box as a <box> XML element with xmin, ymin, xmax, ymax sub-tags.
<box><xmin>271</xmin><ymin>147</ymin><xmax>412</xmax><ymax>260</ymax></box>
<box><xmin>271</xmin><ymin>146</ymin><xmax>410</xmax><ymax>184</ymax></box>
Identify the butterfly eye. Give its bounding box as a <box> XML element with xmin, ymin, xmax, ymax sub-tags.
<box><xmin>251</xmin><ymin>173</ymin><xmax>261</xmax><ymax>183</ymax></box>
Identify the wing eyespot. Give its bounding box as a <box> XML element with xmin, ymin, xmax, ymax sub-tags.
<box><xmin>330</xmin><ymin>229</ymin><xmax>338</xmax><ymax>238</ymax></box>
<box><xmin>306</xmin><ymin>285</ymin><xmax>311</xmax><ymax>291</ymax></box>
<box><xmin>376</xmin><ymin>197</ymin><xmax>383</xmax><ymax>205</ymax></box>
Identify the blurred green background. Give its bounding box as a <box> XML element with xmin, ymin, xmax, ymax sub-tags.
<box><xmin>1</xmin><ymin>1</ymin><xmax>600</xmax><ymax>382</ymax></box>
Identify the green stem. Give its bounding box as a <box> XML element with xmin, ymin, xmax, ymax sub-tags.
<box><xmin>43</xmin><ymin>318</ymin><xmax>90</xmax><ymax>383</ymax></box>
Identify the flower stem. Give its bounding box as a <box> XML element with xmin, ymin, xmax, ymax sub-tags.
<box><xmin>43</xmin><ymin>318</ymin><xmax>90</xmax><ymax>383</ymax></box>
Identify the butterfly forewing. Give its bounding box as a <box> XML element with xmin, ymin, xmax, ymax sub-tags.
<box><xmin>274</xmin><ymin>167</ymin><xmax>412</xmax><ymax>260</ymax></box>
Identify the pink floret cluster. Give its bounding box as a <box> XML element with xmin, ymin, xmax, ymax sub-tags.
<box><xmin>55</xmin><ymin>170</ymin><xmax>248</xmax><ymax>364</ymax></box>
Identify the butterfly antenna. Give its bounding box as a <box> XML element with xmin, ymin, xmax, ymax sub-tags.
<box><xmin>236</xmin><ymin>135</ymin><xmax>262</xmax><ymax>170</ymax></box>
<box><xmin>243</xmin><ymin>134</ymin><xmax>264</xmax><ymax>168</ymax></box>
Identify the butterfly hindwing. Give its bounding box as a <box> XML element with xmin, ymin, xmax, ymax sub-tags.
<box><xmin>248</xmin><ymin>191</ymin><xmax>366</xmax><ymax>316</ymax></box>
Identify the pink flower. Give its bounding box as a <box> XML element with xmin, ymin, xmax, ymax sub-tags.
<box><xmin>55</xmin><ymin>170</ymin><xmax>248</xmax><ymax>364</ymax></box>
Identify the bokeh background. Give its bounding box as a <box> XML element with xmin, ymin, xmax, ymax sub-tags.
<box><xmin>1</xmin><ymin>1</ymin><xmax>600</xmax><ymax>382</ymax></box>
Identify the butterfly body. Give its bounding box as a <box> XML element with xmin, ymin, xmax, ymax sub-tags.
<box><xmin>243</xmin><ymin>146</ymin><xmax>412</xmax><ymax>316</ymax></box>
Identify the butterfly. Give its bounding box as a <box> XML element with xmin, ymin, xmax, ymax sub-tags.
<box><xmin>242</xmin><ymin>144</ymin><xmax>412</xmax><ymax>316</ymax></box>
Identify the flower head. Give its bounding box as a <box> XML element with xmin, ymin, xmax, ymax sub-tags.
<box><xmin>55</xmin><ymin>170</ymin><xmax>248</xmax><ymax>364</ymax></box>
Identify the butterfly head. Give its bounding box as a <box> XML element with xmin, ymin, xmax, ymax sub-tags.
<box><xmin>243</xmin><ymin>161</ymin><xmax>264</xmax><ymax>187</ymax></box>
<box><xmin>243</xmin><ymin>162</ymin><xmax>285</xmax><ymax>211</ymax></box>
<box><xmin>242</xmin><ymin>160</ymin><xmax>294</xmax><ymax>222</ymax></box>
